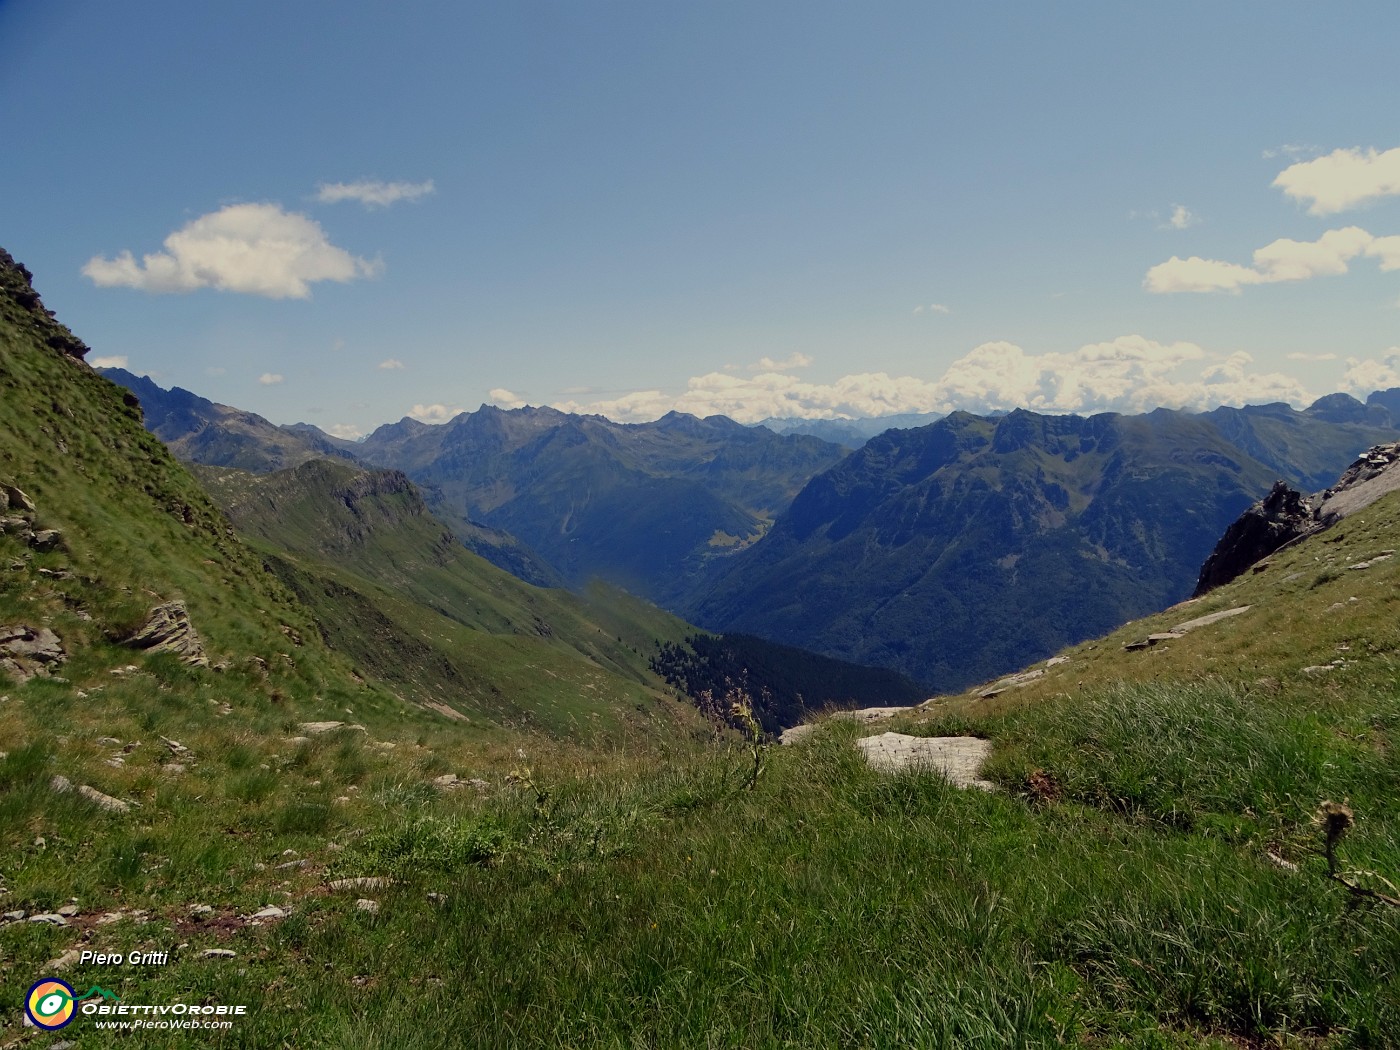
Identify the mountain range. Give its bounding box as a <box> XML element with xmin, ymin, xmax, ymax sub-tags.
<box><xmin>103</xmin><ymin>365</ymin><xmax>1400</xmax><ymax>695</ymax></box>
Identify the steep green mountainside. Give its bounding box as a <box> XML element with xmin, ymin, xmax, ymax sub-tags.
<box><xmin>0</xmin><ymin>249</ymin><xmax>361</xmax><ymax>713</ymax></box>
<box><xmin>100</xmin><ymin>369</ymin><xmax>565</xmax><ymax>588</ymax></box>
<box><xmin>193</xmin><ymin>458</ymin><xmax>698</xmax><ymax>736</ymax></box>
<box><xmin>693</xmin><ymin>405</ymin><xmax>1400</xmax><ymax>693</ymax></box>
<box><xmin>347</xmin><ymin>405</ymin><xmax>848</xmax><ymax>604</ymax></box>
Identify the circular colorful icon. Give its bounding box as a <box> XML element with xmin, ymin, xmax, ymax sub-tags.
<box><xmin>25</xmin><ymin>978</ymin><xmax>77</xmax><ymax>1030</ymax></box>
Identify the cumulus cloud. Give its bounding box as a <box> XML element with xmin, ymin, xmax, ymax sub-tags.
<box><xmin>551</xmin><ymin>335</ymin><xmax>1313</xmax><ymax>423</ymax></box>
<box><xmin>488</xmin><ymin>388</ymin><xmax>527</xmax><ymax>409</ymax></box>
<box><xmin>89</xmin><ymin>355</ymin><xmax>128</xmax><ymax>369</ymax></box>
<box><xmin>408</xmin><ymin>403</ymin><xmax>463</xmax><ymax>423</ymax></box>
<box><xmin>1285</xmin><ymin>352</ymin><xmax>1338</xmax><ymax>362</ymax></box>
<box><xmin>314</xmin><ymin>179</ymin><xmax>435</xmax><ymax>208</ymax></box>
<box><xmin>378</xmin><ymin>358</ymin><xmax>405</xmax><ymax>370</ymax></box>
<box><xmin>1274</xmin><ymin>146</ymin><xmax>1400</xmax><ymax>215</ymax></box>
<box><xmin>913</xmin><ymin>303</ymin><xmax>951</xmax><ymax>315</ymax></box>
<box><xmin>750</xmin><ymin>352</ymin><xmax>813</xmax><ymax>373</ymax></box>
<box><xmin>258</xmin><ymin>373</ymin><xmax>284</xmax><ymax>385</ymax></box>
<box><xmin>325</xmin><ymin>423</ymin><xmax>364</xmax><ymax>440</ymax></box>
<box><xmin>1339</xmin><ymin>349</ymin><xmax>1400</xmax><ymax>395</ymax></box>
<box><xmin>82</xmin><ymin>203</ymin><xmax>380</xmax><ymax>299</ymax></box>
<box><xmin>1144</xmin><ymin>226</ymin><xmax>1398</xmax><ymax>293</ymax></box>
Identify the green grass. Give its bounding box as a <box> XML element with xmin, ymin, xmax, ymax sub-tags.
<box><xmin>4</xmin><ymin>660</ymin><xmax>1398</xmax><ymax>1046</ymax></box>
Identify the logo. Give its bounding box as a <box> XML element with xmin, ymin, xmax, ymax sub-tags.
<box><xmin>25</xmin><ymin>978</ymin><xmax>77</xmax><ymax>1030</ymax></box>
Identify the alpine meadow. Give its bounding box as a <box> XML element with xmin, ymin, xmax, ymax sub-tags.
<box><xmin>4</xmin><ymin>4</ymin><xmax>1400</xmax><ymax>1048</ymax></box>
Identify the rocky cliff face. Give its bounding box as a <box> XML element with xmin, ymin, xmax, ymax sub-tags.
<box><xmin>0</xmin><ymin>248</ymin><xmax>91</xmax><ymax>361</ymax></box>
<box><xmin>1192</xmin><ymin>481</ymin><xmax>1318</xmax><ymax>596</ymax></box>
<box><xmin>1193</xmin><ymin>442</ymin><xmax>1400</xmax><ymax>595</ymax></box>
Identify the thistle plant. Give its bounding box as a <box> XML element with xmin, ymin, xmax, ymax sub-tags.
<box><xmin>728</xmin><ymin>692</ymin><xmax>765</xmax><ymax>792</ymax></box>
<box><xmin>1316</xmin><ymin>800</ymin><xmax>1400</xmax><ymax>907</ymax></box>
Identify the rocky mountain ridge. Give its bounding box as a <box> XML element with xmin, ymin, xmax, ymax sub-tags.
<box><xmin>1194</xmin><ymin>442</ymin><xmax>1400</xmax><ymax>595</ymax></box>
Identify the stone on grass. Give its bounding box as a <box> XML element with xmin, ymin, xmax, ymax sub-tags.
<box><xmin>355</xmin><ymin>899</ymin><xmax>380</xmax><ymax>914</ymax></box>
<box><xmin>329</xmin><ymin>877</ymin><xmax>393</xmax><ymax>892</ymax></box>
<box><xmin>854</xmin><ymin>733</ymin><xmax>995</xmax><ymax>791</ymax></box>
<box><xmin>29</xmin><ymin>528</ymin><xmax>64</xmax><ymax>552</ymax></box>
<box><xmin>77</xmin><ymin>784</ymin><xmax>131</xmax><ymax>813</ymax></box>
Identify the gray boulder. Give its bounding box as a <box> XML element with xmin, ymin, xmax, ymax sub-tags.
<box><xmin>29</xmin><ymin>528</ymin><xmax>64</xmax><ymax>552</ymax></box>
<box><xmin>1</xmin><ymin>624</ymin><xmax>65</xmax><ymax>683</ymax></box>
<box><xmin>3</xmin><ymin>486</ymin><xmax>35</xmax><ymax>513</ymax></box>
<box><xmin>125</xmin><ymin>601</ymin><xmax>208</xmax><ymax>666</ymax></box>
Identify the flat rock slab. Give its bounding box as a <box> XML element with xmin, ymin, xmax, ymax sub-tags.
<box><xmin>1127</xmin><ymin>606</ymin><xmax>1251</xmax><ymax>651</ymax></box>
<box><xmin>854</xmin><ymin>733</ymin><xmax>995</xmax><ymax>790</ymax></box>
<box><xmin>1172</xmin><ymin>606</ymin><xmax>1251</xmax><ymax>633</ymax></box>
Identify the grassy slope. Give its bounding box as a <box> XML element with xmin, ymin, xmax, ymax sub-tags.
<box><xmin>193</xmin><ymin>459</ymin><xmax>697</xmax><ymax>737</ymax></box>
<box><xmin>4</xmin><ymin>489</ymin><xmax>1396</xmax><ymax>1047</ymax></box>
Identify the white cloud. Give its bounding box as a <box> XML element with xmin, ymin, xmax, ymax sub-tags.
<box><xmin>325</xmin><ymin>423</ymin><xmax>364</xmax><ymax>440</ymax></box>
<box><xmin>488</xmin><ymin>388</ymin><xmax>527</xmax><ymax>409</ymax></box>
<box><xmin>1339</xmin><ymin>349</ymin><xmax>1400</xmax><ymax>395</ymax></box>
<box><xmin>315</xmin><ymin>179</ymin><xmax>435</xmax><ymax>208</ymax></box>
<box><xmin>90</xmin><ymin>355</ymin><xmax>128</xmax><ymax>369</ymax></box>
<box><xmin>551</xmin><ymin>335</ymin><xmax>1313</xmax><ymax>423</ymax></box>
<box><xmin>1143</xmin><ymin>256</ymin><xmax>1267</xmax><ymax>294</ymax></box>
<box><xmin>378</xmin><ymin>358</ymin><xmax>405</xmax><ymax>370</ymax></box>
<box><xmin>205</xmin><ymin>366</ymin><xmax>226</xmax><ymax>376</ymax></box>
<box><xmin>408</xmin><ymin>403</ymin><xmax>463</xmax><ymax>423</ymax></box>
<box><xmin>82</xmin><ymin>203</ymin><xmax>380</xmax><ymax>299</ymax></box>
<box><xmin>914</xmin><ymin>303</ymin><xmax>951</xmax><ymax>315</ymax></box>
<box><xmin>1285</xmin><ymin>352</ymin><xmax>1338</xmax><ymax>362</ymax></box>
<box><xmin>749</xmin><ymin>352</ymin><xmax>813</xmax><ymax>373</ymax></box>
<box><xmin>258</xmin><ymin>373</ymin><xmax>284</xmax><ymax>386</ymax></box>
<box><xmin>1145</xmin><ymin>225</ymin><xmax>1397</xmax><ymax>293</ymax></box>
<box><xmin>1165</xmin><ymin>204</ymin><xmax>1199</xmax><ymax>230</ymax></box>
<box><xmin>1274</xmin><ymin>146</ymin><xmax>1400</xmax><ymax>215</ymax></box>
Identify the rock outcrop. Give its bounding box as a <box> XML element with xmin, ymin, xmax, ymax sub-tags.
<box><xmin>125</xmin><ymin>600</ymin><xmax>208</xmax><ymax>666</ymax></box>
<box><xmin>1194</xmin><ymin>443</ymin><xmax>1400</xmax><ymax>595</ymax></box>
<box><xmin>1</xmin><ymin>624</ymin><xmax>66</xmax><ymax>683</ymax></box>
<box><xmin>1193</xmin><ymin>482</ymin><xmax>1318</xmax><ymax>596</ymax></box>
<box><xmin>0</xmin><ymin>248</ymin><xmax>90</xmax><ymax>361</ymax></box>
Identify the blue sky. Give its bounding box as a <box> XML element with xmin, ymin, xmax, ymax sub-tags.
<box><xmin>4</xmin><ymin>1</ymin><xmax>1400</xmax><ymax>436</ymax></box>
